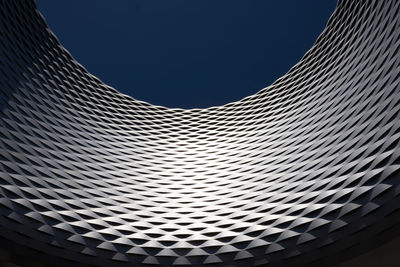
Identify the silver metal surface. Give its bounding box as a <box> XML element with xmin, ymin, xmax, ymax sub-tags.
<box><xmin>0</xmin><ymin>0</ymin><xmax>399</xmax><ymax>266</ymax></box>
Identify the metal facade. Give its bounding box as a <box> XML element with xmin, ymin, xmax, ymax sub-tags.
<box><xmin>0</xmin><ymin>0</ymin><xmax>399</xmax><ymax>266</ymax></box>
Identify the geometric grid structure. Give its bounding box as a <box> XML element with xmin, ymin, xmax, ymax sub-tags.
<box><xmin>0</xmin><ymin>0</ymin><xmax>399</xmax><ymax>266</ymax></box>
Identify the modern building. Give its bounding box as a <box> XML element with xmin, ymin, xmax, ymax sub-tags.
<box><xmin>0</xmin><ymin>0</ymin><xmax>399</xmax><ymax>266</ymax></box>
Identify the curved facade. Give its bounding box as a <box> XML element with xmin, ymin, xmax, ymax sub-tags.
<box><xmin>0</xmin><ymin>0</ymin><xmax>400</xmax><ymax>266</ymax></box>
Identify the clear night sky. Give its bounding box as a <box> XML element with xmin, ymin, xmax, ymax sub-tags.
<box><xmin>36</xmin><ymin>0</ymin><xmax>337</xmax><ymax>109</ymax></box>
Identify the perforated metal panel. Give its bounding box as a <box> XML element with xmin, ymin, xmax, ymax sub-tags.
<box><xmin>0</xmin><ymin>0</ymin><xmax>399</xmax><ymax>266</ymax></box>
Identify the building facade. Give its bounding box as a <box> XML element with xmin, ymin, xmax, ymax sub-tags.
<box><xmin>0</xmin><ymin>0</ymin><xmax>399</xmax><ymax>266</ymax></box>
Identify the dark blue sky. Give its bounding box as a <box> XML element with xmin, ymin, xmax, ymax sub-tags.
<box><xmin>36</xmin><ymin>0</ymin><xmax>337</xmax><ymax>109</ymax></box>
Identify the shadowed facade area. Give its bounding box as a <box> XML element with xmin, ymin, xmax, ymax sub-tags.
<box><xmin>0</xmin><ymin>0</ymin><xmax>399</xmax><ymax>266</ymax></box>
